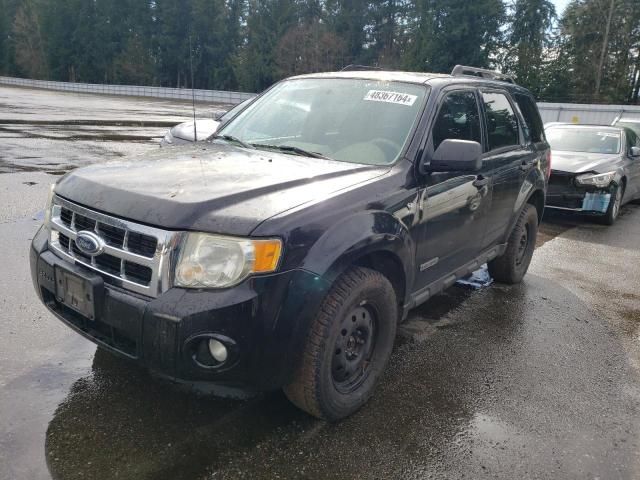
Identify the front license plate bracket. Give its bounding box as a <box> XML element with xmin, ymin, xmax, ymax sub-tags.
<box><xmin>55</xmin><ymin>266</ymin><xmax>103</xmax><ymax>321</ymax></box>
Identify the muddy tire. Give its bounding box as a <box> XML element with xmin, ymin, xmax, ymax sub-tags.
<box><xmin>283</xmin><ymin>266</ymin><xmax>397</xmax><ymax>421</ymax></box>
<box><xmin>488</xmin><ymin>204</ymin><xmax>538</xmax><ymax>284</ymax></box>
<box><xmin>600</xmin><ymin>183</ymin><xmax>623</xmax><ymax>225</ymax></box>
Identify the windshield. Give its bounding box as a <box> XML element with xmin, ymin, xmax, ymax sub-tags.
<box><xmin>546</xmin><ymin>127</ymin><xmax>621</xmax><ymax>154</ymax></box>
<box><xmin>219</xmin><ymin>97</ymin><xmax>253</xmax><ymax>123</ymax></box>
<box><xmin>217</xmin><ymin>78</ymin><xmax>428</xmax><ymax>165</ymax></box>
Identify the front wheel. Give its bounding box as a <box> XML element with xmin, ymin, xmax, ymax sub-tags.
<box><xmin>488</xmin><ymin>204</ymin><xmax>538</xmax><ymax>284</ymax></box>
<box><xmin>600</xmin><ymin>183</ymin><xmax>623</xmax><ymax>225</ymax></box>
<box><xmin>284</xmin><ymin>266</ymin><xmax>397</xmax><ymax>421</ymax></box>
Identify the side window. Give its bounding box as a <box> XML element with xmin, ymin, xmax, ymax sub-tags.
<box><xmin>626</xmin><ymin>128</ymin><xmax>639</xmax><ymax>151</ymax></box>
<box><xmin>482</xmin><ymin>92</ymin><xmax>520</xmax><ymax>151</ymax></box>
<box><xmin>432</xmin><ymin>91</ymin><xmax>481</xmax><ymax>151</ymax></box>
<box><xmin>514</xmin><ymin>93</ymin><xmax>544</xmax><ymax>143</ymax></box>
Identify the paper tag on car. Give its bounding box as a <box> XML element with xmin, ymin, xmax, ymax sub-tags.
<box><xmin>364</xmin><ymin>90</ymin><xmax>417</xmax><ymax>106</ymax></box>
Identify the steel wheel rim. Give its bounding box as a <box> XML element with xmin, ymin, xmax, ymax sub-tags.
<box><xmin>331</xmin><ymin>305</ymin><xmax>377</xmax><ymax>394</ymax></box>
<box><xmin>515</xmin><ymin>224</ymin><xmax>530</xmax><ymax>266</ymax></box>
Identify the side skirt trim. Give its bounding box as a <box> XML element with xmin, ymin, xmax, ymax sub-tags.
<box><xmin>402</xmin><ymin>243</ymin><xmax>507</xmax><ymax>319</ymax></box>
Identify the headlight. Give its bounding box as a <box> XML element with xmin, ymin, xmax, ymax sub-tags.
<box><xmin>174</xmin><ymin>233</ymin><xmax>282</xmax><ymax>288</ymax></box>
<box><xmin>575</xmin><ymin>171</ymin><xmax>616</xmax><ymax>187</ymax></box>
<box><xmin>44</xmin><ymin>184</ymin><xmax>55</xmax><ymax>226</ymax></box>
<box><xmin>160</xmin><ymin>130</ymin><xmax>174</xmax><ymax>146</ymax></box>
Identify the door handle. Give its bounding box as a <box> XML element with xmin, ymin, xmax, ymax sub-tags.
<box><xmin>473</xmin><ymin>175</ymin><xmax>489</xmax><ymax>188</ymax></box>
<box><xmin>520</xmin><ymin>160</ymin><xmax>534</xmax><ymax>171</ymax></box>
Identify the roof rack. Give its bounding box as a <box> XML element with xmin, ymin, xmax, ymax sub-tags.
<box><xmin>341</xmin><ymin>64</ymin><xmax>384</xmax><ymax>72</ymax></box>
<box><xmin>451</xmin><ymin>65</ymin><xmax>515</xmax><ymax>84</ymax></box>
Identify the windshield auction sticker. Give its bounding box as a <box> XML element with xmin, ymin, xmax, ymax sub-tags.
<box><xmin>364</xmin><ymin>90</ymin><xmax>417</xmax><ymax>106</ymax></box>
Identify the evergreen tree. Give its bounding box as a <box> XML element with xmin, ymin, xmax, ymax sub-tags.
<box><xmin>504</xmin><ymin>0</ymin><xmax>556</xmax><ymax>96</ymax></box>
<box><xmin>0</xmin><ymin>0</ymin><xmax>637</xmax><ymax>103</ymax></box>
<box><xmin>405</xmin><ymin>0</ymin><xmax>506</xmax><ymax>74</ymax></box>
<box><xmin>233</xmin><ymin>0</ymin><xmax>298</xmax><ymax>92</ymax></box>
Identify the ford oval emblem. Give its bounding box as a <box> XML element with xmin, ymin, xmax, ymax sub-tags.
<box><xmin>75</xmin><ymin>231</ymin><xmax>105</xmax><ymax>256</ymax></box>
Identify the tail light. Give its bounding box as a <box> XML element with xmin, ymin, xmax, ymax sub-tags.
<box><xmin>545</xmin><ymin>150</ymin><xmax>552</xmax><ymax>180</ymax></box>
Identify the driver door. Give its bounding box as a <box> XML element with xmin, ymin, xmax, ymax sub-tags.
<box><xmin>413</xmin><ymin>89</ymin><xmax>492</xmax><ymax>291</ymax></box>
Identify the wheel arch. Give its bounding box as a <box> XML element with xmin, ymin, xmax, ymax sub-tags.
<box><xmin>351</xmin><ymin>250</ymin><xmax>407</xmax><ymax>319</ymax></box>
<box><xmin>300</xmin><ymin>211</ymin><xmax>415</xmax><ymax>314</ymax></box>
<box><xmin>526</xmin><ymin>188</ymin><xmax>545</xmax><ymax>224</ymax></box>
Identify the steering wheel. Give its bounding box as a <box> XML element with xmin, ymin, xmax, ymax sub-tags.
<box><xmin>371</xmin><ymin>138</ymin><xmax>401</xmax><ymax>162</ymax></box>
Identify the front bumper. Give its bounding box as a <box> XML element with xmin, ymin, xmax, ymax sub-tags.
<box><xmin>30</xmin><ymin>226</ymin><xmax>326</xmax><ymax>392</ymax></box>
<box><xmin>546</xmin><ymin>172</ymin><xmax>613</xmax><ymax>214</ymax></box>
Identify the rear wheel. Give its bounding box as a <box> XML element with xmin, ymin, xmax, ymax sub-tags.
<box><xmin>488</xmin><ymin>204</ymin><xmax>538</xmax><ymax>284</ymax></box>
<box><xmin>284</xmin><ymin>266</ymin><xmax>397</xmax><ymax>421</ymax></box>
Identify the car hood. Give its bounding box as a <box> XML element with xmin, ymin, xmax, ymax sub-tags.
<box><xmin>551</xmin><ymin>150</ymin><xmax>622</xmax><ymax>174</ymax></box>
<box><xmin>170</xmin><ymin>119</ymin><xmax>220</xmax><ymax>142</ymax></box>
<box><xmin>55</xmin><ymin>144</ymin><xmax>388</xmax><ymax>235</ymax></box>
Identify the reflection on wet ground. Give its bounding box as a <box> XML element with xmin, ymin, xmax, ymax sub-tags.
<box><xmin>0</xmin><ymin>84</ymin><xmax>227</xmax><ymax>175</ymax></box>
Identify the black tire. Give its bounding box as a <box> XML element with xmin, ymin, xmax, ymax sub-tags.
<box><xmin>283</xmin><ymin>266</ymin><xmax>397</xmax><ymax>421</ymax></box>
<box><xmin>600</xmin><ymin>183</ymin><xmax>623</xmax><ymax>225</ymax></box>
<box><xmin>487</xmin><ymin>204</ymin><xmax>538</xmax><ymax>284</ymax></box>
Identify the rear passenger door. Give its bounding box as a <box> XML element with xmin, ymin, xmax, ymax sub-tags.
<box><xmin>479</xmin><ymin>90</ymin><xmax>535</xmax><ymax>248</ymax></box>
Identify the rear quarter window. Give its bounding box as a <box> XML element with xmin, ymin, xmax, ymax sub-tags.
<box><xmin>514</xmin><ymin>93</ymin><xmax>544</xmax><ymax>143</ymax></box>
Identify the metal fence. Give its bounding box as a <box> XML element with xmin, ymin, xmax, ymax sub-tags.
<box><xmin>0</xmin><ymin>75</ymin><xmax>254</xmax><ymax>105</ymax></box>
<box><xmin>2</xmin><ymin>75</ymin><xmax>640</xmax><ymax>124</ymax></box>
<box><xmin>537</xmin><ymin>102</ymin><xmax>640</xmax><ymax>126</ymax></box>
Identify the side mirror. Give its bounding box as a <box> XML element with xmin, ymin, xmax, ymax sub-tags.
<box><xmin>422</xmin><ymin>139</ymin><xmax>483</xmax><ymax>173</ymax></box>
<box><xmin>630</xmin><ymin>146</ymin><xmax>640</xmax><ymax>157</ymax></box>
<box><xmin>213</xmin><ymin>111</ymin><xmax>225</xmax><ymax>121</ymax></box>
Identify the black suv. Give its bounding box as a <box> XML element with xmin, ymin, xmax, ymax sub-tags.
<box><xmin>30</xmin><ymin>66</ymin><xmax>550</xmax><ymax>420</ymax></box>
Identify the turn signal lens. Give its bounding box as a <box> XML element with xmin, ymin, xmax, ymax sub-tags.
<box><xmin>252</xmin><ymin>239</ymin><xmax>282</xmax><ymax>272</ymax></box>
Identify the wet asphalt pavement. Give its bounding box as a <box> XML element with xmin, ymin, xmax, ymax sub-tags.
<box><xmin>1</xmin><ymin>85</ymin><xmax>640</xmax><ymax>480</ymax></box>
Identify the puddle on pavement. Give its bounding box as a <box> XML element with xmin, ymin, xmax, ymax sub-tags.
<box><xmin>0</xmin><ymin>119</ymin><xmax>177</xmax><ymax>127</ymax></box>
<box><xmin>0</xmin><ymin>125</ymin><xmax>157</xmax><ymax>142</ymax></box>
<box><xmin>45</xmin><ymin>349</ymin><xmax>312</xmax><ymax>480</ymax></box>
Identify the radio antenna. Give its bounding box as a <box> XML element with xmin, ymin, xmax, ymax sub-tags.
<box><xmin>189</xmin><ymin>35</ymin><xmax>197</xmax><ymax>141</ymax></box>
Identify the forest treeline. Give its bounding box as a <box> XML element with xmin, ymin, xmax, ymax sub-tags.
<box><xmin>0</xmin><ymin>0</ymin><xmax>639</xmax><ymax>103</ymax></box>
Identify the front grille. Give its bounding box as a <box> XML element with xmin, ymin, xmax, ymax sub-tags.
<box><xmin>60</xmin><ymin>207</ymin><xmax>157</xmax><ymax>257</ymax></box>
<box><xmin>549</xmin><ymin>171</ymin><xmax>575</xmax><ymax>187</ymax></box>
<box><xmin>49</xmin><ymin>196</ymin><xmax>176</xmax><ymax>297</ymax></box>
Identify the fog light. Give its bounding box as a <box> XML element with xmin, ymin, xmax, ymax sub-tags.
<box><xmin>208</xmin><ymin>339</ymin><xmax>228</xmax><ymax>363</ymax></box>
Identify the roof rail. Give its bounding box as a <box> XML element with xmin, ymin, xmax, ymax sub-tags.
<box><xmin>451</xmin><ymin>65</ymin><xmax>515</xmax><ymax>84</ymax></box>
<box><xmin>341</xmin><ymin>64</ymin><xmax>384</xmax><ymax>72</ymax></box>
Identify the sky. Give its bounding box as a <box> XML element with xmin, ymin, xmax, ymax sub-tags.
<box><xmin>552</xmin><ymin>0</ymin><xmax>571</xmax><ymax>16</ymax></box>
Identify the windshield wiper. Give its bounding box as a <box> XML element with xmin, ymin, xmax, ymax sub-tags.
<box><xmin>252</xmin><ymin>143</ymin><xmax>331</xmax><ymax>160</ymax></box>
<box><xmin>211</xmin><ymin>134</ymin><xmax>253</xmax><ymax>149</ymax></box>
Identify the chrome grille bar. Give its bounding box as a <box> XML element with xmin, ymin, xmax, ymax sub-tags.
<box><xmin>48</xmin><ymin>195</ymin><xmax>179</xmax><ymax>297</ymax></box>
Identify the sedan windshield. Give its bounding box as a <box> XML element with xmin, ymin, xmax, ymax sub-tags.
<box><xmin>217</xmin><ymin>78</ymin><xmax>427</xmax><ymax>165</ymax></box>
<box><xmin>546</xmin><ymin>127</ymin><xmax>621</xmax><ymax>154</ymax></box>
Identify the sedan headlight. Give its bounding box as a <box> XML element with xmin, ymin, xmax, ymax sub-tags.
<box><xmin>575</xmin><ymin>171</ymin><xmax>616</xmax><ymax>187</ymax></box>
<box><xmin>160</xmin><ymin>131</ymin><xmax>174</xmax><ymax>146</ymax></box>
<box><xmin>174</xmin><ymin>233</ymin><xmax>282</xmax><ymax>288</ymax></box>
<box><xmin>44</xmin><ymin>184</ymin><xmax>55</xmax><ymax>226</ymax></box>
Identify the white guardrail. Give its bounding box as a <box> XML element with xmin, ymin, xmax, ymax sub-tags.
<box><xmin>0</xmin><ymin>75</ymin><xmax>254</xmax><ymax>105</ymax></box>
<box><xmin>1</xmin><ymin>75</ymin><xmax>640</xmax><ymax>124</ymax></box>
<box><xmin>537</xmin><ymin>102</ymin><xmax>640</xmax><ymax>125</ymax></box>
